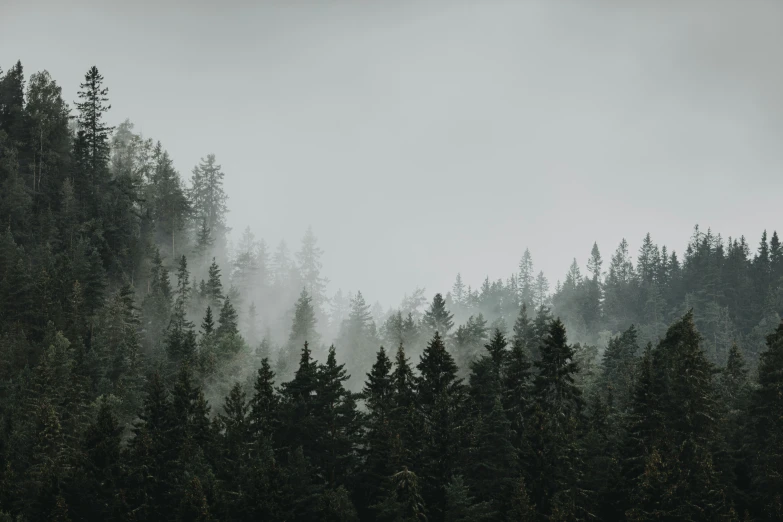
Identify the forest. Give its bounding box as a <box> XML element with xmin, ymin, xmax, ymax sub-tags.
<box><xmin>0</xmin><ymin>61</ymin><xmax>782</xmax><ymax>521</ymax></box>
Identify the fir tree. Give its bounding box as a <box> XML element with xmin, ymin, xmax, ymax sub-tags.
<box><xmin>217</xmin><ymin>296</ymin><xmax>238</xmax><ymax>338</ymax></box>
<box><xmin>249</xmin><ymin>357</ymin><xmax>279</xmax><ymax>443</ymax></box>
<box><xmin>204</xmin><ymin>258</ymin><xmax>224</xmax><ymax>308</ymax></box>
<box><xmin>416</xmin><ymin>332</ymin><xmax>464</xmax><ymax>520</ymax></box>
<box><xmin>422</xmin><ymin>293</ymin><xmax>454</xmax><ymax>338</ymax></box>
<box><xmin>74</xmin><ymin>66</ymin><xmax>113</xmax><ymax>214</ymax></box>
<box><xmin>747</xmin><ymin>320</ymin><xmax>783</xmax><ymax>519</ymax></box>
<box><xmin>525</xmin><ymin>318</ymin><xmax>585</xmax><ymax>518</ymax></box>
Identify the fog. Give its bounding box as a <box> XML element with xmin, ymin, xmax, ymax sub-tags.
<box><xmin>4</xmin><ymin>2</ymin><xmax>783</xmax><ymax>519</ymax></box>
<box><xmin>3</xmin><ymin>0</ymin><xmax>781</xmax><ymax>308</ymax></box>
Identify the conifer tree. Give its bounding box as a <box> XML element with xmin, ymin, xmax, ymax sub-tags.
<box><xmin>189</xmin><ymin>154</ymin><xmax>228</xmax><ymax>246</ymax></box>
<box><xmin>318</xmin><ymin>345</ymin><xmax>361</xmax><ymax>485</ymax></box>
<box><xmin>747</xmin><ymin>320</ymin><xmax>783</xmax><ymax>519</ymax></box>
<box><xmin>74</xmin><ymin>66</ymin><xmax>113</xmax><ymax>214</ymax></box>
<box><xmin>518</xmin><ymin>249</ymin><xmax>535</xmax><ymax>309</ymax></box>
<box><xmin>466</xmin><ymin>397</ymin><xmax>518</xmax><ymax>517</ymax></box>
<box><xmin>373</xmin><ymin>467</ymin><xmax>428</xmax><ymax>522</ymax></box>
<box><xmin>219</xmin><ymin>382</ymin><xmax>249</xmax><ymax>472</ymax></box>
<box><xmin>416</xmin><ymin>332</ymin><xmax>465</xmax><ymax>520</ymax></box>
<box><xmin>200</xmin><ymin>306</ymin><xmax>214</xmax><ymax>337</ymax></box>
<box><xmin>525</xmin><ymin>319</ymin><xmax>585</xmax><ymax>518</ymax></box>
<box><xmin>217</xmin><ymin>296</ymin><xmax>238</xmax><ymax>338</ymax></box>
<box><xmin>297</xmin><ymin>226</ymin><xmax>329</xmax><ymax>319</ymax></box>
<box><xmin>624</xmin><ymin>312</ymin><xmax>729</xmax><ymax>520</ymax></box>
<box><xmin>422</xmin><ymin>293</ymin><xmax>455</xmax><ymax>338</ymax></box>
<box><xmin>287</xmin><ymin>289</ymin><xmax>319</xmax><ymax>367</ymax></box>
<box><xmin>203</xmin><ymin>258</ymin><xmax>224</xmax><ymax>308</ymax></box>
<box><xmin>362</xmin><ymin>346</ymin><xmax>396</xmax><ymax>512</ymax></box>
<box><xmin>599</xmin><ymin>324</ymin><xmax>639</xmax><ymax>411</ymax></box>
<box><xmin>249</xmin><ymin>357</ymin><xmax>279</xmax><ymax>444</ymax></box>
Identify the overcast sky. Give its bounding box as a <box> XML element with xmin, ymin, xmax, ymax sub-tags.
<box><xmin>2</xmin><ymin>0</ymin><xmax>782</xmax><ymax>307</ymax></box>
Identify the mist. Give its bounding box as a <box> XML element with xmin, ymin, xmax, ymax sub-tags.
<box><xmin>4</xmin><ymin>0</ymin><xmax>783</xmax><ymax>308</ymax></box>
<box><xmin>2</xmin><ymin>2</ymin><xmax>783</xmax><ymax>521</ymax></box>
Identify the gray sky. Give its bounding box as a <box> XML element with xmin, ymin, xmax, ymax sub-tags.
<box><xmin>3</xmin><ymin>0</ymin><xmax>782</xmax><ymax>307</ymax></box>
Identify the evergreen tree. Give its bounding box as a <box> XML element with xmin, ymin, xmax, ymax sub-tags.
<box><xmin>747</xmin><ymin>320</ymin><xmax>783</xmax><ymax>519</ymax></box>
<box><xmin>203</xmin><ymin>258</ymin><xmax>223</xmax><ymax>308</ymax></box>
<box><xmin>466</xmin><ymin>397</ymin><xmax>518</xmax><ymax>517</ymax></box>
<box><xmin>373</xmin><ymin>467</ymin><xmax>428</xmax><ymax>522</ymax></box>
<box><xmin>422</xmin><ymin>293</ymin><xmax>455</xmax><ymax>338</ymax></box>
<box><xmin>317</xmin><ymin>345</ymin><xmax>361</xmax><ymax>485</ymax></box>
<box><xmin>416</xmin><ymin>332</ymin><xmax>465</xmax><ymax>521</ymax></box>
<box><xmin>249</xmin><ymin>357</ymin><xmax>279</xmax><ymax>443</ymax></box>
<box><xmin>625</xmin><ymin>312</ymin><xmax>730</xmax><ymax>520</ymax></box>
<box><xmin>216</xmin><ymin>296</ymin><xmax>238</xmax><ymax>338</ymax></box>
<box><xmin>362</xmin><ymin>346</ymin><xmax>396</xmax><ymax>513</ymax></box>
<box><xmin>286</xmin><ymin>289</ymin><xmax>319</xmax><ymax>369</ymax></box>
<box><xmin>525</xmin><ymin>319</ymin><xmax>585</xmax><ymax>518</ymax></box>
<box><xmin>189</xmin><ymin>154</ymin><xmax>228</xmax><ymax>246</ymax></box>
<box><xmin>297</xmin><ymin>226</ymin><xmax>329</xmax><ymax>319</ymax></box>
<box><xmin>518</xmin><ymin>249</ymin><xmax>535</xmax><ymax>309</ymax></box>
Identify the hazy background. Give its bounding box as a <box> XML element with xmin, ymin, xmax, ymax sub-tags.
<box><xmin>2</xmin><ymin>0</ymin><xmax>782</xmax><ymax>307</ymax></box>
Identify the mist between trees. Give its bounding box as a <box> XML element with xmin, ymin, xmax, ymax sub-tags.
<box><xmin>1</xmin><ymin>62</ymin><xmax>783</xmax><ymax>521</ymax></box>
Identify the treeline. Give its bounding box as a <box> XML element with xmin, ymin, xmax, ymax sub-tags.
<box><xmin>1</xmin><ymin>61</ymin><xmax>783</xmax><ymax>520</ymax></box>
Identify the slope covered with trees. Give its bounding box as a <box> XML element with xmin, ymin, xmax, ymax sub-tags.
<box><xmin>1</xmin><ymin>62</ymin><xmax>782</xmax><ymax>521</ymax></box>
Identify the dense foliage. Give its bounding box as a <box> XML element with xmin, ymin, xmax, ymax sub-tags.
<box><xmin>1</xmin><ymin>62</ymin><xmax>782</xmax><ymax>521</ymax></box>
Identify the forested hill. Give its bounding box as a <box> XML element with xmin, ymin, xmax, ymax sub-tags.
<box><xmin>1</xmin><ymin>62</ymin><xmax>782</xmax><ymax>521</ymax></box>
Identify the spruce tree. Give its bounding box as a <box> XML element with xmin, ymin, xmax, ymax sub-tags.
<box><xmin>249</xmin><ymin>357</ymin><xmax>279</xmax><ymax>444</ymax></box>
<box><xmin>525</xmin><ymin>318</ymin><xmax>585</xmax><ymax>518</ymax></box>
<box><xmin>217</xmin><ymin>296</ymin><xmax>238</xmax><ymax>338</ymax></box>
<box><xmin>362</xmin><ymin>346</ymin><xmax>396</xmax><ymax>513</ymax></box>
<box><xmin>624</xmin><ymin>312</ymin><xmax>729</xmax><ymax>520</ymax></box>
<box><xmin>416</xmin><ymin>332</ymin><xmax>465</xmax><ymax>520</ymax></box>
<box><xmin>287</xmin><ymin>289</ymin><xmax>319</xmax><ymax>368</ymax></box>
<box><xmin>747</xmin><ymin>320</ymin><xmax>783</xmax><ymax>519</ymax></box>
<box><xmin>518</xmin><ymin>249</ymin><xmax>535</xmax><ymax>309</ymax></box>
<box><xmin>372</xmin><ymin>467</ymin><xmax>428</xmax><ymax>522</ymax></box>
<box><xmin>317</xmin><ymin>345</ymin><xmax>360</xmax><ymax>485</ymax></box>
<box><xmin>200</xmin><ymin>306</ymin><xmax>214</xmax><ymax>337</ymax></box>
<box><xmin>74</xmin><ymin>66</ymin><xmax>113</xmax><ymax>215</ymax></box>
<box><xmin>204</xmin><ymin>258</ymin><xmax>224</xmax><ymax>308</ymax></box>
<box><xmin>422</xmin><ymin>293</ymin><xmax>454</xmax><ymax>338</ymax></box>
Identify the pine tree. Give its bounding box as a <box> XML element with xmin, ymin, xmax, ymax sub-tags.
<box><xmin>278</xmin><ymin>342</ymin><xmax>321</xmax><ymax>459</ymax></box>
<box><xmin>362</xmin><ymin>346</ymin><xmax>396</xmax><ymax>512</ymax></box>
<box><xmin>372</xmin><ymin>467</ymin><xmax>428</xmax><ymax>522</ymax></box>
<box><xmin>518</xmin><ymin>249</ymin><xmax>535</xmax><ymax>309</ymax></box>
<box><xmin>525</xmin><ymin>318</ymin><xmax>585</xmax><ymax>518</ymax></box>
<box><xmin>219</xmin><ymin>382</ymin><xmax>250</xmax><ymax>473</ymax></box>
<box><xmin>416</xmin><ymin>332</ymin><xmax>465</xmax><ymax>520</ymax></box>
<box><xmin>204</xmin><ymin>258</ymin><xmax>224</xmax><ymax>308</ymax></box>
<box><xmin>582</xmin><ymin>243</ymin><xmax>603</xmax><ymax>332</ymax></box>
<box><xmin>422</xmin><ymin>293</ymin><xmax>454</xmax><ymax>338</ymax></box>
<box><xmin>74</xmin><ymin>66</ymin><xmax>113</xmax><ymax>215</ymax></box>
<box><xmin>443</xmin><ymin>475</ymin><xmax>493</xmax><ymax>522</ymax></box>
<box><xmin>624</xmin><ymin>312</ymin><xmax>729</xmax><ymax>520</ymax></box>
<box><xmin>0</xmin><ymin>61</ymin><xmax>25</xmax><ymax>144</ymax></box>
<box><xmin>189</xmin><ymin>154</ymin><xmax>228</xmax><ymax>245</ymax></box>
<box><xmin>200</xmin><ymin>306</ymin><xmax>214</xmax><ymax>337</ymax></box>
<box><xmin>249</xmin><ymin>357</ymin><xmax>279</xmax><ymax>443</ymax></box>
<box><xmin>466</xmin><ymin>397</ymin><xmax>518</xmax><ymax>516</ymax></box>
<box><xmin>177</xmin><ymin>476</ymin><xmax>213</xmax><ymax>522</ymax></box>
<box><xmin>82</xmin><ymin>399</ymin><xmax>124</xmax><ymax>521</ymax></box>
<box><xmin>533</xmin><ymin>271</ymin><xmax>549</xmax><ymax>308</ymax></box>
<box><xmin>297</xmin><ymin>226</ymin><xmax>329</xmax><ymax>318</ymax></box>
<box><xmin>599</xmin><ymin>324</ymin><xmax>639</xmax><ymax>411</ymax></box>
<box><xmin>287</xmin><ymin>290</ymin><xmax>319</xmax><ymax>368</ymax></box>
<box><xmin>747</xmin><ymin>320</ymin><xmax>783</xmax><ymax>519</ymax></box>
<box><xmin>503</xmin><ymin>333</ymin><xmax>532</xmax><ymax>456</ymax></box>
<box><xmin>317</xmin><ymin>345</ymin><xmax>360</xmax><ymax>485</ymax></box>
<box><xmin>217</xmin><ymin>296</ymin><xmax>238</xmax><ymax>338</ymax></box>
